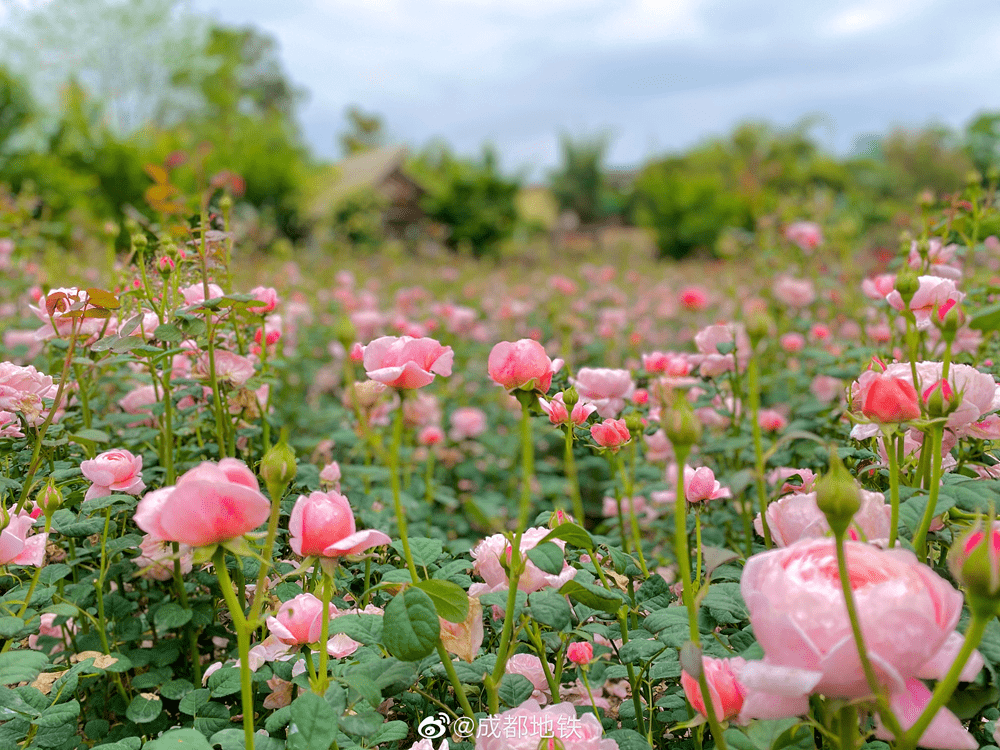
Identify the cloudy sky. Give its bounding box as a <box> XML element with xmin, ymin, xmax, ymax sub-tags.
<box><xmin>6</xmin><ymin>0</ymin><xmax>1000</xmax><ymax>176</ymax></box>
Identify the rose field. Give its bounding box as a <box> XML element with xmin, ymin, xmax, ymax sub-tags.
<box><xmin>6</xmin><ymin>176</ymin><xmax>1000</xmax><ymax>750</ymax></box>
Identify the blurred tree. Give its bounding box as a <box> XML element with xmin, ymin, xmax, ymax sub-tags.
<box><xmin>414</xmin><ymin>143</ymin><xmax>520</xmax><ymax>259</ymax></box>
<box><xmin>339</xmin><ymin>107</ymin><xmax>385</xmax><ymax>156</ymax></box>
<box><xmin>548</xmin><ymin>132</ymin><xmax>609</xmax><ymax>226</ymax></box>
<box><xmin>964</xmin><ymin>112</ymin><xmax>1000</xmax><ymax>179</ymax></box>
<box><xmin>0</xmin><ymin>67</ymin><xmax>34</xmax><ymax>156</ymax></box>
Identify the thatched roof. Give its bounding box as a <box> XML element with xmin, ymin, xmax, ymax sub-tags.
<box><xmin>308</xmin><ymin>145</ymin><xmax>416</xmax><ymax>220</ymax></box>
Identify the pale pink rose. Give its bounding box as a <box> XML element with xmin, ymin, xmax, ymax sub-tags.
<box><xmin>134</xmin><ymin>534</ymin><xmax>192</xmax><ymax>580</ymax></box>
<box><xmin>754</xmin><ymin>489</ymin><xmax>891</xmax><ymax>546</ymax></box>
<box><xmin>0</xmin><ymin>362</ymin><xmax>58</xmax><ymax>426</ymax></box>
<box><xmin>0</xmin><ymin>411</ymin><xmax>23</xmax><ymax>438</ymax></box>
<box><xmin>908</xmin><ymin>239</ymin><xmax>962</xmax><ymax>280</ymax></box>
<box><xmin>966</xmin><ymin>414</ymin><xmax>1000</xmax><ymax>439</ymax></box>
<box><xmin>402</xmin><ymin>392</ymin><xmax>441</xmax><ymax>428</ymax></box>
<box><xmin>773</xmin><ymin>276</ymin><xmax>816</xmax><ymax>307</ymax></box>
<box><xmin>644</xmin><ymin>429</ymin><xmax>673</xmax><ymax>462</ymax></box>
<box><xmin>738</xmin><ymin>537</ymin><xmax>979</xmax><ymax>746</ymax></box>
<box><xmin>0</xmin><ymin>510</ymin><xmax>47</xmax><ymax>567</ymax></box>
<box><xmin>247</xmin><ymin>286</ymin><xmax>280</xmax><ymax>314</ymax></box>
<box><xmin>180</xmin><ymin>282</ymin><xmax>224</xmax><ymax>306</ymax></box>
<box><xmin>692</xmin><ymin>324</ymin><xmax>751</xmax><ymax>377</ymax></box>
<box><xmin>326</xmin><ymin>604</ymin><xmax>384</xmax><ymax>659</ymax></box>
<box><xmin>363</xmin><ymin>335</ymin><xmax>453</xmax><ymax>389</ymax></box>
<box><xmin>266</xmin><ymin>593</ymin><xmax>332</xmax><ymax>645</ymax></box>
<box><xmin>246</xmin><ymin>634</ymin><xmax>295</xmax><ymax>671</ymax></box>
<box><xmin>80</xmin><ymin>448</ymin><xmax>145</xmax><ymax>502</ymax></box>
<box><xmin>810</xmin><ymin>375</ymin><xmax>842</xmax><ymax>402</ymax></box>
<box><xmin>757</xmin><ymin>409</ymin><xmax>787</xmax><ymax>432</ymax></box>
<box><xmin>505</xmin><ymin>654</ymin><xmax>553</xmax><ymax>703</ymax></box>
<box><xmin>28</xmin><ymin>613</ymin><xmax>76</xmax><ymax>653</ymax></box>
<box><xmin>195</xmin><ymin>350</ymin><xmax>254</xmax><ymax>388</ymax></box>
<box><xmin>683</xmin><ymin>466</ymin><xmax>731</xmax><ymax>502</ymax></box>
<box><xmin>3</xmin><ymin>329</ymin><xmax>44</xmax><ymax>361</ymax></box>
<box><xmin>539</xmin><ymin>393</ymin><xmax>597</xmax><ymax>426</ymax></box>
<box><xmin>487</xmin><ymin>339</ymin><xmax>554</xmax><ymax>393</ymax></box>
<box><xmin>133</xmin><ymin>459</ymin><xmax>270</xmax><ymax>547</ymax></box>
<box><xmin>886</xmin><ymin>276</ymin><xmax>965</xmax><ymax>329</ymax></box>
<box><xmin>319</xmin><ymin>462</ymin><xmax>341</xmax><ymax>491</ymax></box>
<box><xmin>475</xmin><ymin>699</ymin><xmax>618</xmax><ymax>750</ymax></box>
<box><xmin>440</xmin><ymin>596</ymin><xmax>484</xmax><ymax>662</ymax></box>
<box><xmin>288</xmin><ymin>490</ymin><xmax>391</xmax><ymax>558</ymax></box>
<box><xmin>767</xmin><ymin>467</ymin><xmax>817</xmax><ymax>495</ymax></box>
<box><xmin>449</xmin><ymin>407</ymin><xmax>487</xmax><ymax>441</ymax></box>
<box><xmin>571</xmin><ymin>368</ymin><xmax>635</xmax><ymax>418</ymax></box>
<box><xmin>681</xmin><ymin>656</ymin><xmax>746</xmax><ymax>721</ymax></box>
<box><xmin>118</xmin><ymin>384</ymin><xmax>158</xmax><ymax>427</ymax></box>
<box><xmin>784</xmin><ymin>221</ymin><xmax>822</xmax><ymax>251</ymax></box>
<box><xmin>862</xmin><ymin>274</ymin><xmax>897</xmax><ymax>301</ymax></box>
<box><xmin>470</xmin><ymin>528</ymin><xmax>576</xmax><ymax>596</ymax></box>
<box><xmin>874</xmin><ymin>677</ymin><xmax>976</xmax><ymax>749</ymax></box>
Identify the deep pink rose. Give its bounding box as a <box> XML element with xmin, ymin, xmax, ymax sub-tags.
<box><xmin>133</xmin><ymin>458</ymin><xmax>270</xmax><ymax>547</ymax></box>
<box><xmin>681</xmin><ymin>656</ymin><xmax>746</xmax><ymax>721</ymax></box>
<box><xmin>591</xmin><ymin>419</ymin><xmax>631</xmax><ymax>451</ymax></box>
<box><xmin>288</xmin><ymin>490</ymin><xmax>391</xmax><ymax>558</ymax></box>
<box><xmin>363</xmin><ymin>335</ymin><xmax>453</xmax><ymax>389</ymax></box>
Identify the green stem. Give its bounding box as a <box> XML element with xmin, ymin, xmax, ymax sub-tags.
<box><xmin>838</xmin><ymin>704</ymin><xmax>857</xmax><ymax>750</ymax></box>
<box><xmin>697</xmin><ymin>668</ymin><xmax>729</xmax><ymax>750</ymax></box>
<box><xmin>833</xmin><ymin>533</ymin><xmax>902</xmax><ymax>738</ymax></box>
<box><xmin>249</xmin><ymin>473</ymin><xmax>290</xmax><ymax>627</ymax></box>
<box><xmin>580</xmin><ymin>668</ymin><xmax>602</xmax><ymax>721</ymax></box>
<box><xmin>390</xmin><ymin>401</ymin><xmax>419</xmax><ymax>583</ymax></box>
<box><xmin>617</xmin><ymin>609</ymin><xmax>647</xmax><ymax>738</ymax></box>
<box><xmin>913</xmin><ymin>423</ymin><xmax>944</xmax><ymax>562</ymax></box>
<box><xmin>620</xmin><ymin>452</ymin><xmax>649</xmax><ymax>577</ymax></box>
<box><xmin>72</xmin><ymin>363</ymin><xmax>92</xmax><ymax>430</ymax></box>
<box><xmin>673</xmin><ymin>446</ymin><xmax>698</xmax><ymax>642</ymax></box>
<box><xmin>897</xmin><ymin>614</ymin><xmax>988</xmax><ymax>750</ymax></box>
<box><xmin>424</xmin><ymin>450</ymin><xmax>435</xmax><ymax>506</ymax></box>
<box><xmin>884</xmin><ymin>428</ymin><xmax>901</xmax><ymax>549</ymax></box>
<box><xmin>747</xmin><ymin>356</ymin><xmax>771</xmax><ymax>548</ymax></box>
<box><xmin>565</xmin><ymin>425</ymin><xmax>584</xmax><ymax>523</ymax></box>
<box><xmin>315</xmin><ymin>570</ymin><xmax>333</xmax><ymax>693</ymax></box>
<box><xmin>213</xmin><ymin>549</ymin><xmax>256</xmax><ymax>750</ymax></box>
<box><xmin>172</xmin><ymin>542</ymin><xmax>202</xmax><ymax>684</ymax></box>
<box><xmin>434</xmin><ymin>642</ymin><xmax>478</xmax><ymax>723</ymax></box>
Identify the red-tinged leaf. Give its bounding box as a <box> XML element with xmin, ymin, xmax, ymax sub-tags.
<box><xmin>145</xmin><ymin>184</ymin><xmax>178</xmax><ymax>203</ymax></box>
<box><xmin>85</xmin><ymin>288</ymin><xmax>120</xmax><ymax>310</ymax></box>
<box><xmin>143</xmin><ymin>163</ymin><xmax>169</xmax><ymax>184</ymax></box>
<box><xmin>45</xmin><ymin>292</ymin><xmax>69</xmax><ymax>316</ymax></box>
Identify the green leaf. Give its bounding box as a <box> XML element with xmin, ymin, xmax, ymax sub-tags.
<box><xmin>970</xmin><ymin>302</ymin><xmax>1000</xmax><ymax>332</ymax></box>
<box><xmin>393</xmin><ymin>537</ymin><xmax>443</xmax><ymax>567</ymax></box>
<box><xmin>208</xmin><ymin>666</ymin><xmax>242</xmax><ymax>698</ymax></box>
<box><xmin>382</xmin><ymin>588</ymin><xmax>440</xmax><ymax>661</ymax></box>
<box><xmin>69</xmin><ymin>428</ymin><xmax>110</xmax><ymax>444</ymax></box>
<box><xmin>412</xmin><ymin>579</ymin><xmax>469</xmax><ymax>623</ymax></box>
<box><xmin>605</xmin><ymin>729</ymin><xmax>653</xmax><ymax>750</ymax></box>
<box><xmin>498</xmin><ymin>673</ymin><xmax>534</xmax><ymax>707</ymax></box>
<box><xmin>559</xmin><ymin>580</ymin><xmax>625</xmax><ymax>615</ymax></box>
<box><xmin>178</xmin><ymin>688</ymin><xmax>212</xmax><ymax>715</ymax></box>
<box><xmin>539</xmin><ymin>522</ymin><xmax>594</xmax><ymax>549</ymax></box>
<box><xmin>327</xmin><ymin>613</ymin><xmax>382</xmax><ymax>645</ymax></box>
<box><xmin>85</xmin><ymin>287</ymin><xmax>120</xmax><ymax>309</ymax></box>
<box><xmin>161</xmin><ymin>679</ymin><xmax>194</xmax><ymax>701</ymax></box>
<box><xmin>153</xmin><ymin>324</ymin><xmax>184</xmax><ymax>343</ymax></box>
<box><xmin>0</xmin><ymin>650</ymin><xmax>48</xmax><ymax>684</ymax></box>
<box><xmin>0</xmin><ymin>685</ymin><xmax>40</xmax><ymax>717</ymax></box>
<box><xmin>526</xmin><ymin>542</ymin><xmax>564</xmax><ymax>575</ymax></box>
<box><xmin>898</xmin><ymin>493</ymin><xmax>957</xmax><ymax>535</ymax></box>
<box><xmin>369</xmin><ymin>720</ymin><xmax>409</xmax><ymax>745</ymax></box>
<box><xmin>701</xmin><ymin>583</ymin><xmax>749</xmax><ymax>625</ymax></box>
<box><xmin>619</xmin><ymin>638</ymin><xmax>664</xmax><ymax>664</ymax></box>
<box><xmin>0</xmin><ymin>616</ymin><xmax>28</xmax><ymax>639</ymax></box>
<box><xmin>125</xmin><ymin>694</ymin><xmax>161</xmax><ymax>724</ymax></box>
<box><xmin>155</xmin><ymin>603</ymin><xmax>193</xmax><ymax>633</ymax></box>
<box><xmin>289</xmin><ymin>692</ymin><xmax>339</xmax><ymax>750</ymax></box>
<box><xmin>192</xmin><ymin>701</ymin><xmax>230</xmax><ymax>736</ymax></box>
<box><xmin>339</xmin><ymin>711</ymin><xmax>383</xmax><ymax>736</ymax></box>
<box><xmin>143</xmin><ymin>728</ymin><xmax>213</xmax><ymax>749</ymax></box>
<box><xmin>527</xmin><ymin>589</ymin><xmax>571</xmax><ymax>631</ymax></box>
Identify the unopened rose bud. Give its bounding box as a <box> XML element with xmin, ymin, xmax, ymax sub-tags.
<box><xmin>624</xmin><ymin>413</ymin><xmax>644</xmax><ymax>433</ymax></box>
<box><xmin>949</xmin><ymin>520</ymin><xmax>1000</xmax><ymax>616</ymax></box>
<box><xmin>894</xmin><ymin>268</ymin><xmax>919</xmax><ymax>309</ymax></box>
<box><xmin>745</xmin><ymin>309</ymin><xmax>774</xmax><ymax>346</ymax></box>
<box><xmin>538</xmin><ymin>737</ymin><xmax>566</xmax><ymax>750</ymax></box>
<box><xmin>131</xmin><ymin>233</ymin><xmax>148</xmax><ymax>252</ymax></box>
<box><xmin>260</xmin><ymin>433</ymin><xmax>296</xmax><ymax>494</ymax></box>
<box><xmin>663</xmin><ymin>396</ymin><xmax>702</xmax><ymax>449</ymax></box>
<box><xmin>219</xmin><ymin>194</ymin><xmax>233</xmax><ymax>212</ymax></box>
<box><xmin>336</xmin><ymin>319</ymin><xmax>356</xmax><ymax>350</ymax></box>
<box><xmin>967</xmin><ymin>170</ymin><xmax>983</xmax><ymax>187</ymax></box>
<box><xmin>815</xmin><ymin>449</ymin><xmax>861</xmax><ymax>537</ymax></box>
<box><xmin>562</xmin><ymin>386</ymin><xmax>580</xmax><ymax>407</ymax></box>
<box><xmin>923</xmin><ymin>379</ymin><xmax>960</xmax><ymax>419</ymax></box>
<box><xmin>37</xmin><ymin>480</ymin><xmax>63</xmax><ymax>517</ymax></box>
<box><xmin>548</xmin><ymin>509</ymin><xmax>574</xmax><ymax>528</ymax></box>
<box><xmin>567</xmin><ymin>641</ymin><xmax>593</xmax><ymax>665</ymax></box>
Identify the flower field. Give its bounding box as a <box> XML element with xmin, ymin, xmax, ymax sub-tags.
<box><xmin>4</xmin><ymin>181</ymin><xmax>1000</xmax><ymax>750</ymax></box>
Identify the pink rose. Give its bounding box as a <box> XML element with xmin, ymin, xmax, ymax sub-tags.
<box><xmin>886</xmin><ymin>276</ymin><xmax>964</xmax><ymax>329</ymax></box>
<box><xmin>470</xmin><ymin>527</ymin><xmax>576</xmax><ymax>597</ymax></box>
<box><xmin>862</xmin><ymin>274</ymin><xmax>896</xmax><ymax>301</ymax></box>
<box><xmin>118</xmin><ymin>384</ymin><xmax>158</xmax><ymax>427</ymax></box>
<box><xmin>785</xmin><ymin>221</ymin><xmax>822</xmax><ymax>251</ymax></box>
<box><xmin>80</xmin><ymin>448</ymin><xmax>145</xmax><ymax>502</ymax></box>
<box><xmin>539</xmin><ymin>393</ymin><xmax>597</xmax><ymax>427</ymax></box>
<box><xmin>133</xmin><ymin>458</ymin><xmax>270</xmax><ymax>547</ymax></box>
<box><xmin>266</xmin><ymin>593</ymin><xmax>332</xmax><ymax>645</ymax></box>
<box><xmin>180</xmin><ymin>282</ymin><xmax>224</xmax><ymax>306</ymax></box>
<box><xmin>692</xmin><ymin>324</ymin><xmax>751</xmax><ymax>378</ymax></box>
<box><xmin>487</xmin><ymin>339</ymin><xmax>554</xmax><ymax>393</ymax></box>
<box><xmin>318</xmin><ymin>462</ymin><xmax>342</xmax><ymax>490</ymax></box>
<box><xmin>773</xmin><ymin>276</ymin><xmax>816</xmax><ymax>307</ymax></box>
<box><xmin>571</xmin><ymin>368</ymin><xmax>635</xmax><ymax>418</ymax></box>
<box><xmin>567</xmin><ymin>641</ymin><xmax>593</xmax><ymax>665</ymax></box>
<box><xmin>766</xmin><ymin>467</ymin><xmax>817</xmax><ymax>495</ymax></box>
<box><xmin>679</xmin><ymin>286</ymin><xmax>709</xmax><ymax>311</ymax></box>
<box><xmin>247</xmin><ymin>286</ymin><xmax>280</xmax><ymax>314</ymax></box>
<box><xmin>0</xmin><ymin>362</ymin><xmax>58</xmax><ymax>426</ymax></box>
<box><xmin>505</xmin><ymin>654</ymin><xmax>553</xmax><ymax>703</ymax></box>
<box><xmin>475</xmin><ymin>700</ymin><xmax>618</xmax><ymax>750</ymax></box>
<box><xmin>757</xmin><ymin>408</ymin><xmax>788</xmax><ymax>432</ymax></box>
<box><xmin>684</xmin><ymin>466</ymin><xmax>731</xmax><ymax>503</ymax></box>
<box><xmin>738</xmin><ymin>538</ymin><xmax>982</xmax><ymax>750</ymax></box>
<box><xmin>754</xmin><ymin>489</ymin><xmax>891</xmax><ymax>546</ymax></box>
<box><xmin>681</xmin><ymin>656</ymin><xmax>746</xmax><ymax>721</ymax></box>
<box><xmin>288</xmin><ymin>490</ymin><xmax>391</xmax><ymax>558</ymax></box>
<box><xmin>363</xmin><ymin>335</ymin><xmax>453</xmax><ymax>389</ymax></box>
<box><xmin>449</xmin><ymin>407</ymin><xmax>487</xmax><ymax>441</ymax></box>
<box><xmin>0</xmin><ymin>510</ymin><xmax>47</xmax><ymax>566</ymax></box>
<box><xmin>28</xmin><ymin>613</ymin><xmax>76</xmax><ymax>653</ymax></box>
<box><xmin>591</xmin><ymin>419</ymin><xmax>630</xmax><ymax>451</ymax></box>
<box><xmin>134</xmin><ymin>534</ymin><xmax>192</xmax><ymax>581</ymax></box>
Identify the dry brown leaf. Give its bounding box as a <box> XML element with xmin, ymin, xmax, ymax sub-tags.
<box><xmin>70</xmin><ymin>651</ymin><xmax>118</xmax><ymax>669</ymax></box>
<box><xmin>606</xmin><ymin>570</ymin><xmax>631</xmax><ymax>592</ymax></box>
<box><xmin>30</xmin><ymin>671</ymin><xmax>63</xmax><ymax>695</ymax></box>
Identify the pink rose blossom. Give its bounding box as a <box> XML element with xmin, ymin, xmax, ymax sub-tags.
<box><xmin>363</xmin><ymin>335</ymin><xmax>453</xmax><ymax>389</ymax></box>
<box><xmin>181</xmin><ymin>282</ymin><xmax>224</xmax><ymax>306</ymax></box>
<box><xmin>319</xmin><ymin>462</ymin><xmax>342</xmax><ymax>490</ymax></box>
<box><xmin>80</xmin><ymin>448</ymin><xmax>145</xmax><ymax>502</ymax></box>
<box><xmin>247</xmin><ymin>286</ymin><xmax>280</xmax><ymax>314</ymax></box>
<box><xmin>288</xmin><ymin>490</ymin><xmax>391</xmax><ymax>558</ymax></box>
<box><xmin>266</xmin><ymin>593</ymin><xmax>332</xmax><ymax>645</ymax></box>
<box><xmin>505</xmin><ymin>654</ymin><xmax>553</xmax><ymax>703</ymax></box>
<box><xmin>692</xmin><ymin>324</ymin><xmax>751</xmax><ymax>377</ymax></box>
<box><xmin>737</xmin><ymin>537</ymin><xmax>982</xmax><ymax>749</ymax></box>
<box><xmin>28</xmin><ymin>613</ymin><xmax>76</xmax><ymax>653</ymax></box>
<box><xmin>449</xmin><ymin>407</ymin><xmax>487</xmax><ymax>441</ymax></box>
<box><xmin>0</xmin><ymin>362</ymin><xmax>58</xmax><ymax>426</ymax></box>
<box><xmin>767</xmin><ymin>467</ymin><xmax>817</xmax><ymax>495</ymax></box>
<box><xmin>754</xmin><ymin>489</ymin><xmax>891</xmax><ymax>546</ymax></box>
<box><xmin>886</xmin><ymin>276</ymin><xmax>965</xmax><ymax>329</ymax></box>
<box><xmin>679</xmin><ymin>286</ymin><xmax>709</xmax><ymax>311</ymax></box>
<box><xmin>591</xmin><ymin>419</ymin><xmax>631</xmax><ymax>451</ymax></box>
<box><xmin>134</xmin><ymin>534</ymin><xmax>192</xmax><ymax>580</ymax></box>
<box><xmin>862</xmin><ymin>274</ymin><xmax>897</xmax><ymax>301</ymax></box>
<box><xmin>780</xmin><ymin>333</ymin><xmax>805</xmax><ymax>353</ymax></box>
<box><xmin>475</xmin><ymin>700</ymin><xmax>618</xmax><ymax>750</ymax></box>
<box><xmin>539</xmin><ymin>392</ymin><xmax>597</xmax><ymax>426</ymax></box>
<box><xmin>571</xmin><ymin>368</ymin><xmax>635</xmax><ymax>418</ymax></box>
<box><xmin>684</xmin><ymin>466</ymin><xmax>731</xmax><ymax>503</ymax></box>
<box><xmin>567</xmin><ymin>641</ymin><xmax>593</xmax><ymax>665</ymax></box>
<box><xmin>785</xmin><ymin>221</ymin><xmax>822</xmax><ymax>251</ymax></box>
<box><xmin>0</xmin><ymin>510</ymin><xmax>47</xmax><ymax>566</ymax></box>
<box><xmin>470</xmin><ymin>528</ymin><xmax>576</xmax><ymax>597</ymax></box>
<box><xmin>134</xmin><ymin>459</ymin><xmax>270</xmax><ymax>547</ymax></box>
<box><xmin>487</xmin><ymin>339</ymin><xmax>554</xmax><ymax>393</ymax></box>
<box><xmin>773</xmin><ymin>276</ymin><xmax>816</xmax><ymax>307</ymax></box>
<box><xmin>757</xmin><ymin>409</ymin><xmax>787</xmax><ymax>432</ymax></box>
<box><xmin>681</xmin><ymin>656</ymin><xmax>746</xmax><ymax>721</ymax></box>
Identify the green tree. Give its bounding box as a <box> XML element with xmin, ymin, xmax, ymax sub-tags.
<box><xmin>548</xmin><ymin>132</ymin><xmax>609</xmax><ymax>226</ymax></box>
<box><xmin>339</xmin><ymin>107</ymin><xmax>385</xmax><ymax>156</ymax></box>
<box><xmin>415</xmin><ymin>143</ymin><xmax>520</xmax><ymax>259</ymax></box>
<box><xmin>964</xmin><ymin>112</ymin><xmax>1000</xmax><ymax>179</ymax></box>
